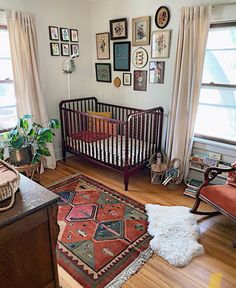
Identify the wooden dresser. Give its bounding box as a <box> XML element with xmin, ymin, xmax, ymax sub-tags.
<box><xmin>0</xmin><ymin>175</ymin><xmax>60</xmax><ymax>288</ymax></box>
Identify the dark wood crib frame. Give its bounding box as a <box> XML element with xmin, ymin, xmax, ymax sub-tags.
<box><xmin>59</xmin><ymin>97</ymin><xmax>164</xmax><ymax>190</ymax></box>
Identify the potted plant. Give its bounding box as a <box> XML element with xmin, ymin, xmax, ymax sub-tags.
<box><xmin>0</xmin><ymin>114</ymin><xmax>60</xmax><ymax>166</ymax></box>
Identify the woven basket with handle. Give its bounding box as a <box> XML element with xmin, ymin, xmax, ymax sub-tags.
<box><xmin>0</xmin><ymin>160</ymin><xmax>20</xmax><ymax>212</ymax></box>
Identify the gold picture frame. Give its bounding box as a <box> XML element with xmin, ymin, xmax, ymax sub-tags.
<box><xmin>132</xmin><ymin>16</ymin><xmax>151</xmax><ymax>46</ymax></box>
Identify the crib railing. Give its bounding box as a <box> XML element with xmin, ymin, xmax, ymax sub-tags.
<box><xmin>59</xmin><ymin>97</ymin><xmax>164</xmax><ymax>190</ymax></box>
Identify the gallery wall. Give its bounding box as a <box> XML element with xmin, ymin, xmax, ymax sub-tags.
<box><xmin>88</xmin><ymin>0</ymin><xmax>236</xmax><ymax>114</ymax></box>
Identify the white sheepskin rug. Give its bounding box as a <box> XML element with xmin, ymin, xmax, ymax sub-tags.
<box><xmin>145</xmin><ymin>204</ymin><xmax>204</xmax><ymax>267</ymax></box>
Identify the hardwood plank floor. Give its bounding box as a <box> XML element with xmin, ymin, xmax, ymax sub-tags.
<box><xmin>40</xmin><ymin>156</ymin><xmax>236</xmax><ymax>288</ymax></box>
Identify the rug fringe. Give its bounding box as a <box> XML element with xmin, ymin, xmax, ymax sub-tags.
<box><xmin>105</xmin><ymin>247</ymin><xmax>153</xmax><ymax>288</ymax></box>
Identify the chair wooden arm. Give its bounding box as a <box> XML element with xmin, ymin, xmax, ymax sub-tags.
<box><xmin>203</xmin><ymin>166</ymin><xmax>236</xmax><ymax>186</ymax></box>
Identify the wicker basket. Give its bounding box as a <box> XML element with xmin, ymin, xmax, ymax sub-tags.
<box><xmin>0</xmin><ymin>160</ymin><xmax>20</xmax><ymax>212</ymax></box>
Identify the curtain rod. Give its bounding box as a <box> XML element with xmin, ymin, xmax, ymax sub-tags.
<box><xmin>212</xmin><ymin>2</ymin><xmax>236</xmax><ymax>7</ymax></box>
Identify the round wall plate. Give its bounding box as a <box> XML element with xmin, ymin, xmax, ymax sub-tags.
<box><xmin>113</xmin><ymin>77</ymin><xmax>121</xmax><ymax>87</ymax></box>
<box><xmin>155</xmin><ymin>6</ymin><xmax>170</xmax><ymax>29</ymax></box>
<box><xmin>132</xmin><ymin>47</ymin><xmax>148</xmax><ymax>68</ymax></box>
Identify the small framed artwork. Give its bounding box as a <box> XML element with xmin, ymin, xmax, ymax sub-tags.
<box><xmin>132</xmin><ymin>16</ymin><xmax>151</xmax><ymax>46</ymax></box>
<box><xmin>95</xmin><ymin>63</ymin><xmax>112</xmax><ymax>82</ymax></box>
<box><xmin>133</xmin><ymin>70</ymin><xmax>147</xmax><ymax>91</ymax></box>
<box><xmin>61</xmin><ymin>43</ymin><xmax>70</xmax><ymax>56</ymax></box>
<box><xmin>113</xmin><ymin>41</ymin><xmax>131</xmax><ymax>71</ymax></box>
<box><xmin>110</xmin><ymin>18</ymin><xmax>128</xmax><ymax>40</ymax></box>
<box><xmin>132</xmin><ymin>47</ymin><xmax>148</xmax><ymax>68</ymax></box>
<box><xmin>149</xmin><ymin>61</ymin><xmax>165</xmax><ymax>84</ymax></box>
<box><xmin>70</xmin><ymin>29</ymin><xmax>79</xmax><ymax>42</ymax></box>
<box><xmin>71</xmin><ymin>44</ymin><xmax>79</xmax><ymax>56</ymax></box>
<box><xmin>96</xmin><ymin>32</ymin><xmax>110</xmax><ymax>60</ymax></box>
<box><xmin>123</xmin><ymin>73</ymin><xmax>132</xmax><ymax>86</ymax></box>
<box><xmin>155</xmin><ymin>6</ymin><xmax>170</xmax><ymax>29</ymax></box>
<box><xmin>50</xmin><ymin>43</ymin><xmax>60</xmax><ymax>56</ymax></box>
<box><xmin>151</xmin><ymin>30</ymin><xmax>171</xmax><ymax>58</ymax></box>
<box><xmin>49</xmin><ymin>26</ymin><xmax>59</xmax><ymax>41</ymax></box>
<box><xmin>60</xmin><ymin>27</ymin><xmax>70</xmax><ymax>41</ymax></box>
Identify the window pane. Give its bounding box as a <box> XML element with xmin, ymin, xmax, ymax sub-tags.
<box><xmin>0</xmin><ymin>106</ymin><xmax>17</xmax><ymax>130</ymax></box>
<box><xmin>206</xmin><ymin>26</ymin><xmax>236</xmax><ymax>50</ymax></box>
<box><xmin>195</xmin><ymin>87</ymin><xmax>236</xmax><ymax>142</ymax></box>
<box><xmin>202</xmin><ymin>50</ymin><xmax>236</xmax><ymax>84</ymax></box>
<box><xmin>0</xmin><ymin>83</ymin><xmax>16</xmax><ymax>106</ymax></box>
<box><xmin>0</xmin><ymin>59</ymin><xmax>13</xmax><ymax>80</ymax></box>
<box><xmin>0</xmin><ymin>29</ymin><xmax>11</xmax><ymax>58</ymax></box>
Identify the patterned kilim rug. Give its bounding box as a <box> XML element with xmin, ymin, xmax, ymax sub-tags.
<box><xmin>49</xmin><ymin>174</ymin><xmax>153</xmax><ymax>288</ymax></box>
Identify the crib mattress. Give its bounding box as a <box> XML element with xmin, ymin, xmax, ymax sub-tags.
<box><xmin>66</xmin><ymin>134</ymin><xmax>153</xmax><ymax>167</ymax></box>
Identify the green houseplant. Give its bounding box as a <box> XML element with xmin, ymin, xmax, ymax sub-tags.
<box><xmin>0</xmin><ymin>114</ymin><xmax>60</xmax><ymax>166</ymax></box>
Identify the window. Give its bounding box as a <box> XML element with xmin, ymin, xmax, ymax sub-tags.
<box><xmin>194</xmin><ymin>23</ymin><xmax>236</xmax><ymax>144</ymax></box>
<box><xmin>0</xmin><ymin>25</ymin><xmax>17</xmax><ymax>130</ymax></box>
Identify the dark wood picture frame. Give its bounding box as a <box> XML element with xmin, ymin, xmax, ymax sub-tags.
<box><xmin>123</xmin><ymin>73</ymin><xmax>132</xmax><ymax>86</ymax></box>
<box><xmin>61</xmin><ymin>43</ymin><xmax>70</xmax><ymax>56</ymax></box>
<box><xmin>95</xmin><ymin>63</ymin><xmax>112</xmax><ymax>82</ymax></box>
<box><xmin>113</xmin><ymin>41</ymin><xmax>131</xmax><ymax>71</ymax></box>
<box><xmin>155</xmin><ymin>6</ymin><xmax>170</xmax><ymax>29</ymax></box>
<box><xmin>50</xmin><ymin>42</ymin><xmax>60</xmax><ymax>56</ymax></box>
<box><xmin>110</xmin><ymin>18</ymin><xmax>128</xmax><ymax>40</ymax></box>
<box><xmin>70</xmin><ymin>44</ymin><xmax>79</xmax><ymax>56</ymax></box>
<box><xmin>60</xmin><ymin>27</ymin><xmax>70</xmax><ymax>42</ymax></box>
<box><xmin>70</xmin><ymin>29</ymin><xmax>79</xmax><ymax>42</ymax></box>
<box><xmin>133</xmin><ymin>70</ymin><xmax>147</xmax><ymax>91</ymax></box>
<box><xmin>49</xmin><ymin>26</ymin><xmax>59</xmax><ymax>41</ymax></box>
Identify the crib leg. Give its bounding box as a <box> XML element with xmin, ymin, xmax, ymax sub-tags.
<box><xmin>62</xmin><ymin>145</ymin><xmax>66</xmax><ymax>162</ymax></box>
<box><xmin>124</xmin><ymin>173</ymin><xmax>129</xmax><ymax>191</ymax></box>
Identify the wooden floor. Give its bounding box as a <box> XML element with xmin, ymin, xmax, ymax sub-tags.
<box><xmin>41</xmin><ymin>156</ymin><xmax>236</xmax><ymax>288</ymax></box>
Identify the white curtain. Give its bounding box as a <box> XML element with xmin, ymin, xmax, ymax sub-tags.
<box><xmin>6</xmin><ymin>10</ymin><xmax>56</xmax><ymax>169</ymax></box>
<box><xmin>166</xmin><ymin>5</ymin><xmax>212</xmax><ymax>181</ymax></box>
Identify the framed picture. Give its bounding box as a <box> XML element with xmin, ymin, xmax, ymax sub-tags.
<box><xmin>149</xmin><ymin>61</ymin><xmax>165</xmax><ymax>84</ymax></box>
<box><xmin>133</xmin><ymin>70</ymin><xmax>147</xmax><ymax>91</ymax></box>
<box><xmin>70</xmin><ymin>29</ymin><xmax>79</xmax><ymax>42</ymax></box>
<box><xmin>151</xmin><ymin>30</ymin><xmax>171</xmax><ymax>58</ymax></box>
<box><xmin>49</xmin><ymin>26</ymin><xmax>59</xmax><ymax>41</ymax></box>
<box><xmin>113</xmin><ymin>41</ymin><xmax>131</xmax><ymax>71</ymax></box>
<box><xmin>61</xmin><ymin>43</ymin><xmax>70</xmax><ymax>56</ymax></box>
<box><xmin>123</xmin><ymin>73</ymin><xmax>132</xmax><ymax>86</ymax></box>
<box><xmin>50</xmin><ymin>43</ymin><xmax>60</xmax><ymax>56</ymax></box>
<box><xmin>95</xmin><ymin>63</ymin><xmax>112</xmax><ymax>82</ymax></box>
<box><xmin>71</xmin><ymin>44</ymin><xmax>79</xmax><ymax>56</ymax></box>
<box><xmin>132</xmin><ymin>47</ymin><xmax>148</xmax><ymax>68</ymax></box>
<box><xmin>60</xmin><ymin>27</ymin><xmax>69</xmax><ymax>41</ymax></box>
<box><xmin>110</xmin><ymin>18</ymin><xmax>128</xmax><ymax>40</ymax></box>
<box><xmin>155</xmin><ymin>6</ymin><xmax>170</xmax><ymax>29</ymax></box>
<box><xmin>96</xmin><ymin>32</ymin><xmax>110</xmax><ymax>60</ymax></box>
<box><xmin>132</xmin><ymin>16</ymin><xmax>150</xmax><ymax>46</ymax></box>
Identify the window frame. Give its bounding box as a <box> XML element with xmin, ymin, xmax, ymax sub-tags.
<box><xmin>194</xmin><ymin>22</ymin><xmax>236</xmax><ymax>145</ymax></box>
<box><xmin>0</xmin><ymin>24</ymin><xmax>16</xmax><ymax>133</ymax></box>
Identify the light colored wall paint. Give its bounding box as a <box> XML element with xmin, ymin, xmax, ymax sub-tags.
<box><xmin>0</xmin><ymin>0</ymin><xmax>92</xmax><ymax>158</ymax></box>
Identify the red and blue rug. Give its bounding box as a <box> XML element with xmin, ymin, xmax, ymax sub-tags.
<box><xmin>49</xmin><ymin>174</ymin><xmax>152</xmax><ymax>288</ymax></box>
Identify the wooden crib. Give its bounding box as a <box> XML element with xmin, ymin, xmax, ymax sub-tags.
<box><xmin>59</xmin><ymin>97</ymin><xmax>164</xmax><ymax>190</ymax></box>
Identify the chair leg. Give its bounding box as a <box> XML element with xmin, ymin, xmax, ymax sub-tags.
<box><xmin>190</xmin><ymin>197</ymin><xmax>220</xmax><ymax>216</ymax></box>
<box><xmin>233</xmin><ymin>240</ymin><xmax>236</xmax><ymax>248</ymax></box>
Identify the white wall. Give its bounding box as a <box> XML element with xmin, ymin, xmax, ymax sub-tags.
<box><xmin>0</xmin><ymin>0</ymin><xmax>92</xmax><ymax>158</ymax></box>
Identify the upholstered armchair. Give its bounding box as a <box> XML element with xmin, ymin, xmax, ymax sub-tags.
<box><xmin>190</xmin><ymin>165</ymin><xmax>236</xmax><ymax>246</ymax></box>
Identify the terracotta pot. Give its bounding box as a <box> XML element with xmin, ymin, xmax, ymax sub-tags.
<box><xmin>9</xmin><ymin>146</ymin><xmax>33</xmax><ymax>166</ymax></box>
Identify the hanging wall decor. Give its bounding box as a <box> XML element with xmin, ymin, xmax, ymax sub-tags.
<box><xmin>123</xmin><ymin>73</ymin><xmax>132</xmax><ymax>86</ymax></box>
<box><xmin>95</xmin><ymin>63</ymin><xmax>112</xmax><ymax>82</ymax></box>
<box><xmin>49</xmin><ymin>26</ymin><xmax>59</xmax><ymax>41</ymax></box>
<box><xmin>113</xmin><ymin>41</ymin><xmax>131</xmax><ymax>71</ymax></box>
<box><xmin>149</xmin><ymin>61</ymin><xmax>165</xmax><ymax>84</ymax></box>
<box><xmin>132</xmin><ymin>47</ymin><xmax>148</xmax><ymax>68</ymax></box>
<box><xmin>96</xmin><ymin>32</ymin><xmax>110</xmax><ymax>60</ymax></box>
<box><xmin>155</xmin><ymin>6</ymin><xmax>170</xmax><ymax>29</ymax></box>
<box><xmin>70</xmin><ymin>29</ymin><xmax>79</xmax><ymax>42</ymax></box>
<box><xmin>50</xmin><ymin>43</ymin><xmax>60</xmax><ymax>56</ymax></box>
<box><xmin>132</xmin><ymin>16</ymin><xmax>151</xmax><ymax>46</ymax></box>
<box><xmin>61</xmin><ymin>43</ymin><xmax>70</xmax><ymax>56</ymax></box>
<box><xmin>151</xmin><ymin>30</ymin><xmax>171</xmax><ymax>58</ymax></box>
<box><xmin>60</xmin><ymin>27</ymin><xmax>70</xmax><ymax>41</ymax></box>
<box><xmin>133</xmin><ymin>70</ymin><xmax>147</xmax><ymax>91</ymax></box>
<box><xmin>71</xmin><ymin>44</ymin><xmax>79</xmax><ymax>56</ymax></box>
<box><xmin>110</xmin><ymin>18</ymin><xmax>128</xmax><ymax>40</ymax></box>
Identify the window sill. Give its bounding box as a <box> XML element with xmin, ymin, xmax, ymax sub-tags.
<box><xmin>193</xmin><ymin>136</ymin><xmax>236</xmax><ymax>151</ymax></box>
